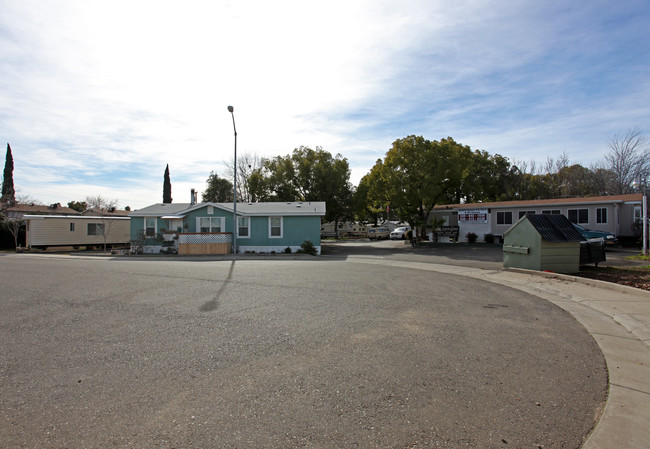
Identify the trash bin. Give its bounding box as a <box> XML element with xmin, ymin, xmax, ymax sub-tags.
<box><xmin>580</xmin><ymin>238</ymin><xmax>606</xmax><ymax>267</ymax></box>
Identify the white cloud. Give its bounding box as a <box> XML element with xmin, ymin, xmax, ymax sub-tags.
<box><xmin>1</xmin><ymin>0</ymin><xmax>649</xmax><ymax>207</ymax></box>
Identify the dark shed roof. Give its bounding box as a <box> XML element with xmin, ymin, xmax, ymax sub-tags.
<box><xmin>525</xmin><ymin>214</ymin><xmax>586</xmax><ymax>242</ymax></box>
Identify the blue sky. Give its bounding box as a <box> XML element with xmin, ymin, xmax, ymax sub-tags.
<box><xmin>1</xmin><ymin>0</ymin><xmax>649</xmax><ymax>209</ymax></box>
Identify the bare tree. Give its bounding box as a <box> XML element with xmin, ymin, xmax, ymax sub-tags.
<box><xmin>604</xmin><ymin>128</ymin><xmax>649</xmax><ymax>194</ymax></box>
<box><xmin>0</xmin><ymin>209</ymin><xmax>22</xmax><ymax>250</ymax></box>
<box><xmin>512</xmin><ymin>159</ymin><xmax>537</xmax><ymax>176</ymax></box>
<box><xmin>85</xmin><ymin>195</ymin><xmax>118</xmax><ymax>253</ymax></box>
<box><xmin>223</xmin><ymin>152</ymin><xmax>264</xmax><ymax>202</ymax></box>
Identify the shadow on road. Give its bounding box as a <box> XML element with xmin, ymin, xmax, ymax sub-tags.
<box><xmin>199</xmin><ymin>259</ymin><xmax>235</xmax><ymax>312</ymax></box>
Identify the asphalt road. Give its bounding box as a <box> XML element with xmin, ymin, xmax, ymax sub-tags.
<box><xmin>0</xmin><ymin>252</ymin><xmax>607</xmax><ymax>448</ymax></box>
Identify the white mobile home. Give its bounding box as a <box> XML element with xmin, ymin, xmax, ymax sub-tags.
<box><xmin>431</xmin><ymin>194</ymin><xmax>644</xmax><ymax>244</ymax></box>
<box><xmin>24</xmin><ymin>215</ymin><xmax>131</xmax><ymax>249</ymax></box>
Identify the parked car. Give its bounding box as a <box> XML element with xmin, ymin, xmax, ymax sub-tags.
<box><xmin>572</xmin><ymin>223</ymin><xmax>618</xmax><ymax>245</ymax></box>
<box><xmin>390</xmin><ymin>227</ymin><xmax>411</xmax><ymax>240</ymax></box>
<box><xmin>367</xmin><ymin>227</ymin><xmax>390</xmax><ymax>240</ymax></box>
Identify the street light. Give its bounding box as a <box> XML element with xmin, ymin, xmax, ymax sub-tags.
<box><xmin>642</xmin><ymin>177</ymin><xmax>648</xmax><ymax>257</ymax></box>
<box><xmin>633</xmin><ymin>176</ymin><xmax>648</xmax><ymax>256</ymax></box>
<box><xmin>228</xmin><ymin>105</ymin><xmax>237</xmax><ymax>254</ymax></box>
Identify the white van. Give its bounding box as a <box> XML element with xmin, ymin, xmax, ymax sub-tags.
<box><xmin>368</xmin><ymin>226</ymin><xmax>390</xmax><ymax>240</ymax></box>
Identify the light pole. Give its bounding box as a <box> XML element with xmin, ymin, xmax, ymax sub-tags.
<box><xmin>634</xmin><ymin>176</ymin><xmax>648</xmax><ymax>256</ymax></box>
<box><xmin>641</xmin><ymin>176</ymin><xmax>648</xmax><ymax>256</ymax></box>
<box><xmin>228</xmin><ymin>105</ymin><xmax>237</xmax><ymax>254</ymax></box>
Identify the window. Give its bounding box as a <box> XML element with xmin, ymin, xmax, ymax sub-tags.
<box><xmin>568</xmin><ymin>208</ymin><xmax>589</xmax><ymax>224</ymax></box>
<box><xmin>496</xmin><ymin>211</ymin><xmax>513</xmax><ymax>225</ymax></box>
<box><xmin>634</xmin><ymin>206</ymin><xmax>642</xmax><ymax>224</ymax></box>
<box><xmin>69</xmin><ymin>223</ymin><xmax>75</xmax><ymax>232</ymax></box>
<box><xmin>199</xmin><ymin>217</ymin><xmax>222</xmax><ymax>233</ymax></box>
<box><xmin>596</xmin><ymin>207</ymin><xmax>607</xmax><ymax>224</ymax></box>
<box><xmin>237</xmin><ymin>217</ymin><xmax>249</xmax><ymax>237</ymax></box>
<box><xmin>269</xmin><ymin>216</ymin><xmax>282</xmax><ymax>238</ymax></box>
<box><xmin>87</xmin><ymin>223</ymin><xmax>104</xmax><ymax>236</ymax></box>
<box><xmin>541</xmin><ymin>209</ymin><xmax>561</xmax><ymax>215</ymax></box>
<box><xmin>145</xmin><ymin>217</ymin><xmax>156</xmax><ymax>236</ymax></box>
<box><xmin>518</xmin><ymin>211</ymin><xmax>535</xmax><ymax>219</ymax></box>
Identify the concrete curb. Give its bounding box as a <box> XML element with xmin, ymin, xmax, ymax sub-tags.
<box><xmin>505</xmin><ymin>267</ymin><xmax>650</xmax><ymax>298</ymax></box>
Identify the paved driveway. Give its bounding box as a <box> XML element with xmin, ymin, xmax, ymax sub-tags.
<box><xmin>322</xmin><ymin>239</ymin><xmax>644</xmax><ymax>269</ymax></box>
<box><xmin>0</xmin><ymin>253</ymin><xmax>607</xmax><ymax>448</ymax></box>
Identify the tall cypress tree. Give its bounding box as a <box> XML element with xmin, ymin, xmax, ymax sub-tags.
<box><xmin>2</xmin><ymin>143</ymin><xmax>15</xmax><ymax>205</ymax></box>
<box><xmin>163</xmin><ymin>164</ymin><xmax>172</xmax><ymax>203</ymax></box>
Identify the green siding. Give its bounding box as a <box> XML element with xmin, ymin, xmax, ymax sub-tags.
<box><xmin>503</xmin><ymin>220</ymin><xmax>542</xmax><ymax>270</ymax></box>
<box><xmin>539</xmin><ymin>241</ymin><xmax>580</xmax><ymax>273</ymax></box>
<box><xmin>130</xmin><ymin>217</ymin><xmax>145</xmax><ymax>240</ymax></box>
<box><xmin>240</xmin><ymin>215</ymin><xmax>321</xmax><ymax>248</ymax></box>
<box><xmin>184</xmin><ymin>205</ymin><xmax>233</xmax><ymax>233</ymax></box>
<box><xmin>503</xmin><ymin>217</ymin><xmax>580</xmax><ymax>273</ymax></box>
<box><xmin>130</xmin><ymin>204</ymin><xmax>322</xmax><ymax>251</ymax></box>
<box><xmin>130</xmin><ymin>216</ymin><xmax>169</xmax><ymax>245</ymax></box>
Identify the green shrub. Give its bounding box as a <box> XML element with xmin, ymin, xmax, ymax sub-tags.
<box><xmin>297</xmin><ymin>240</ymin><xmax>317</xmax><ymax>255</ymax></box>
<box><xmin>466</xmin><ymin>232</ymin><xmax>478</xmax><ymax>243</ymax></box>
<box><xmin>484</xmin><ymin>233</ymin><xmax>495</xmax><ymax>244</ymax></box>
<box><xmin>284</xmin><ymin>246</ymin><xmax>292</xmax><ymax>254</ymax></box>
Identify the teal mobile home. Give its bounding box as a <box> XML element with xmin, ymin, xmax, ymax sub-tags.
<box><xmin>129</xmin><ymin>201</ymin><xmax>326</xmax><ymax>254</ymax></box>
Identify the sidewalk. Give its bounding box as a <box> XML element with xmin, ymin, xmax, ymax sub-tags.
<box><xmin>344</xmin><ymin>257</ymin><xmax>650</xmax><ymax>449</ymax></box>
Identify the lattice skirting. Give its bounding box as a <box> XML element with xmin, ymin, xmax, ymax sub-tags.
<box><xmin>178</xmin><ymin>233</ymin><xmax>232</xmax><ymax>244</ymax></box>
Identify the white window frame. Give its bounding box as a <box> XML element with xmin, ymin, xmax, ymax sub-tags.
<box><xmin>207</xmin><ymin>205</ymin><xmax>214</xmax><ymax>215</ymax></box>
<box><xmin>568</xmin><ymin>208</ymin><xmax>589</xmax><ymax>224</ymax></box>
<box><xmin>269</xmin><ymin>216</ymin><xmax>283</xmax><ymax>238</ymax></box>
<box><xmin>596</xmin><ymin>207</ymin><xmax>607</xmax><ymax>224</ymax></box>
<box><xmin>197</xmin><ymin>217</ymin><xmax>223</xmax><ymax>233</ymax></box>
<box><xmin>237</xmin><ymin>216</ymin><xmax>250</xmax><ymax>238</ymax></box>
<box><xmin>634</xmin><ymin>206</ymin><xmax>642</xmax><ymax>223</ymax></box>
<box><xmin>541</xmin><ymin>209</ymin><xmax>561</xmax><ymax>215</ymax></box>
<box><xmin>145</xmin><ymin>217</ymin><xmax>156</xmax><ymax>237</ymax></box>
<box><xmin>518</xmin><ymin>210</ymin><xmax>535</xmax><ymax>219</ymax></box>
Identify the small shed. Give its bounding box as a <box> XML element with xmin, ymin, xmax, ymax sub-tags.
<box><xmin>503</xmin><ymin>214</ymin><xmax>585</xmax><ymax>273</ymax></box>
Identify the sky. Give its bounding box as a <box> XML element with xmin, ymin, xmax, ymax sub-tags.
<box><xmin>1</xmin><ymin>0</ymin><xmax>649</xmax><ymax>210</ymax></box>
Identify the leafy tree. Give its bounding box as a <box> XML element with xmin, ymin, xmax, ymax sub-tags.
<box><xmin>67</xmin><ymin>201</ymin><xmax>88</xmax><ymax>212</ymax></box>
<box><xmin>373</xmin><ymin>136</ymin><xmax>479</xmax><ymax>236</ymax></box>
<box><xmin>2</xmin><ymin>143</ymin><xmax>15</xmax><ymax>205</ymax></box>
<box><xmin>352</xmin><ymin>173</ymin><xmax>382</xmax><ymax>225</ymax></box>
<box><xmin>251</xmin><ymin>146</ymin><xmax>354</xmax><ymax>235</ymax></box>
<box><xmin>465</xmin><ymin>151</ymin><xmax>518</xmax><ymax>202</ymax></box>
<box><xmin>358</xmin><ymin>159</ymin><xmax>392</xmax><ymax>225</ymax></box>
<box><xmin>163</xmin><ymin>164</ymin><xmax>172</xmax><ymax>203</ymax></box>
<box><xmin>202</xmin><ymin>171</ymin><xmax>234</xmax><ymax>202</ymax></box>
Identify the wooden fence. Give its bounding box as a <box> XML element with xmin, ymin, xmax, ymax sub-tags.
<box><xmin>177</xmin><ymin>232</ymin><xmax>232</xmax><ymax>255</ymax></box>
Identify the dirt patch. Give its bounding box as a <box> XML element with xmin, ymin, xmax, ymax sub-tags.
<box><xmin>575</xmin><ymin>266</ymin><xmax>650</xmax><ymax>291</ymax></box>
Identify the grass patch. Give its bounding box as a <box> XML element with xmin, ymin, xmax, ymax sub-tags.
<box><xmin>624</xmin><ymin>253</ymin><xmax>650</xmax><ymax>262</ymax></box>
